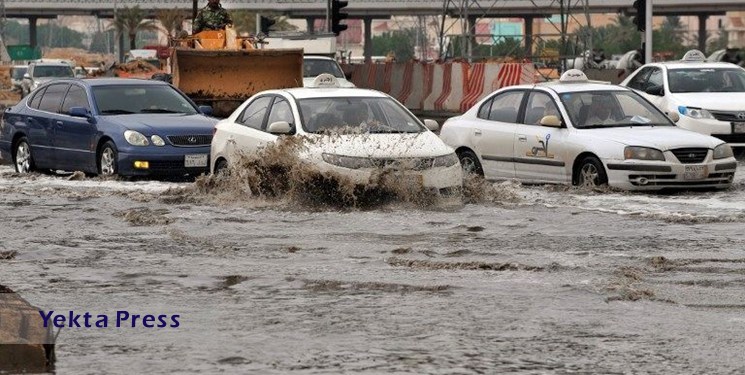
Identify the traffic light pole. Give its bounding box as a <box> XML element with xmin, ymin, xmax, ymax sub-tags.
<box><xmin>326</xmin><ymin>0</ymin><xmax>331</xmax><ymax>33</ymax></box>
<box><xmin>645</xmin><ymin>0</ymin><xmax>652</xmax><ymax>63</ymax></box>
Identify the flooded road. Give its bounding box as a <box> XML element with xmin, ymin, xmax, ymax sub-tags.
<box><xmin>2</xmin><ymin>161</ymin><xmax>745</xmax><ymax>374</ymax></box>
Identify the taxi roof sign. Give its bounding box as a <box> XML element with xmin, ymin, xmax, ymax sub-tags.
<box><xmin>681</xmin><ymin>49</ymin><xmax>706</xmax><ymax>62</ymax></box>
<box><xmin>559</xmin><ymin>69</ymin><xmax>589</xmax><ymax>83</ymax></box>
<box><xmin>310</xmin><ymin>73</ymin><xmax>341</xmax><ymax>88</ymax></box>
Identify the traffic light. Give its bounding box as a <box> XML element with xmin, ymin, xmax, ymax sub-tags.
<box><xmin>331</xmin><ymin>0</ymin><xmax>349</xmax><ymax>36</ymax></box>
<box><xmin>632</xmin><ymin>0</ymin><xmax>646</xmax><ymax>32</ymax></box>
<box><xmin>260</xmin><ymin>16</ymin><xmax>276</xmax><ymax>34</ymax></box>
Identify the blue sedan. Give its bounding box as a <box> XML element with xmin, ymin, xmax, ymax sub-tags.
<box><xmin>0</xmin><ymin>78</ymin><xmax>218</xmax><ymax>177</ymax></box>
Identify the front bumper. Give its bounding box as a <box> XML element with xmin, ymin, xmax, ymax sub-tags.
<box><xmin>118</xmin><ymin>146</ymin><xmax>211</xmax><ymax>176</ymax></box>
<box><xmin>676</xmin><ymin>116</ymin><xmax>745</xmax><ymax>148</ymax></box>
<box><xmin>317</xmin><ymin>161</ymin><xmax>464</xmax><ymax>196</ymax></box>
<box><xmin>605</xmin><ymin>157</ymin><xmax>737</xmax><ymax>190</ymax></box>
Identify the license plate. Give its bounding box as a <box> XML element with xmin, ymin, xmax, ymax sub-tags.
<box><xmin>184</xmin><ymin>154</ymin><xmax>208</xmax><ymax>168</ymax></box>
<box><xmin>733</xmin><ymin>122</ymin><xmax>745</xmax><ymax>133</ymax></box>
<box><xmin>683</xmin><ymin>165</ymin><xmax>707</xmax><ymax>180</ymax></box>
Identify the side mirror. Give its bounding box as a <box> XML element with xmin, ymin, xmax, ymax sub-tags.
<box><xmin>69</xmin><ymin>107</ymin><xmax>96</xmax><ymax>123</ymax></box>
<box><xmin>667</xmin><ymin>111</ymin><xmax>680</xmax><ymax>123</ymax></box>
<box><xmin>23</xmin><ymin>73</ymin><xmax>30</xmax><ymax>79</ymax></box>
<box><xmin>267</xmin><ymin>121</ymin><xmax>292</xmax><ymax>134</ymax></box>
<box><xmin>539</xmin><ymin>115</ymin><xmax>562</xmax><ymax>128</ymax></box>
<box><xmin>423</xmin><ymin>119</ymin><xmax>439</xmax><ymax>132</ymax></box>
<box><xmin>198</xmin><ymin>105</ymin><xmax>213</xmax><ymax>116</ymax></box>
<box><xmin>645</xmin><ymin>85</ymin><xmax>664</xmax><ymax>96</ymax></box>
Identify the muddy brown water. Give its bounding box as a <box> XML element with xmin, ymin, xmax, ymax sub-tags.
<box><xmin>1</xmin><ymin>159</ymin><xmax>745</xmax><ymax>374</ymax></box>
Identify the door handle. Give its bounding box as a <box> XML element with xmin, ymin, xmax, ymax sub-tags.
<box><xmin>55</xmin><ymin>121</ymin><xmax>63</xmax><ymax>127</ymax></box>
<box><xmin>517</xmin><ymin>134</ymin><xmax>527</xmax><ymax>142</ymax></box>
<box><xmin>474</xmin><ymin>129</ymin><xmax>482</xmax><ymax>136</ymax></box>
<box><xmin>26</xmin><ymin>117</ymin><xmax>35</xmax><ymax>123</ymax></box>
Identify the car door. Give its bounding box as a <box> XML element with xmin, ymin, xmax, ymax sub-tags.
<box><xmin>223</xmin><ymin>96</ymin><xmax>275</xmax><ymax>162</ymax></box>
<box><xmin>22</xmin><ymin>86</ymin><xmax>54</xmax><ymax>168</ymax></box>
<box><xmin>625</xmin><ymin>66</ymin><xmax>654</xmax><ymax>99</ymax></box>
<box><xmin>29</xmin><ymin>83</ymin><xmax>69</xmax><ymax>169</ymax></box>
<box><xmin>56</xmin><ymin>84</ymin><xmax>95</xmax><ymax>170</ymax></box>
<box><xmin>642</xmin><ymin>67</ymin><xmax>667</xmax><ymax>112</ymax></box>
<box><xmin>471</xmin><ymin>90</ymin><xmax>525</xmax><ymax>180</ymax></box>
<box><xmin>513</xmin><ymin>90</ymin><xmax>569</xmax><ymax>183</ymax></box>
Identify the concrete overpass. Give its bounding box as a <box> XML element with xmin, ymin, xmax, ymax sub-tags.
<box><xmin>7</xmin><ymin>0</ymin><xmax>745</xmax><ymax>56</ymax></box>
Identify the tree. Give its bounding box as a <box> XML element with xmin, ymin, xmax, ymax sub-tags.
<box><xmin>157</xmin><ymin>8</ymin><xmax>188</xmax><ymax>41</ymax></box>
<box><xmin>230</xmin><ymin>10</ymin><xmax>297</xmax><ymax>35</ymax></box>
<box><xmin>89</xmin><ymin>31</ymin><xmax>116</xmax><ymax>54</ymax></box>
<box><xmin>2</xmin><ymin>19</ymin><xmax>84</xmax><ymax>49</ymax></box>
<box><xmin>111</xmin><ymin>6</ymin><xmax>159</xmax><ymax>50</ymax></box>
<box><xmin>371</xmin><ymin>29</ymin><xmax>417</xmax><ymax>61</ymax></box>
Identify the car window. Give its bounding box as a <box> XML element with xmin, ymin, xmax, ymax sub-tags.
<box><xmin>647</xmin><ymin>68</ymin><xmax>663</xmax><ymax>89</ymax></box>
<box><xmin>32</xmin><ymin>65</ymin><xmax>74</xmax><ymax>78</ymax></box>
<box><xmin>28</xmin><ymin>87</ymin><xmax>47</xmax><ymax>110</ymax></box>
<box><xmin>93</xmin><ymin>85</ymin><xmax>197</xmax><ymax>115</ymax></box>
<box><xmin>297</xmin><ymin>97</ymin><xmax>423</xmax><ymax>134</ymax></box>
<box><xmin>559</xmin><ymin>90</ymin><xmax>672</xmax><ymax>128</ymax></box>
<box><xmin>303</xmin><ymin>59</ymin><xmax>345</xmax><ymax>78</ymax></box>
<box><xmin>61</xmin><ymin>85</ymin><xmax>90</xmax><ymax>114</ymax></box>
<box><xmin>37</xmin><ymin>83</ymin><xmax>70</xmax><ymax>113</ymax></box>
<box><xmin>238</xmin><ymin>96</ymin><xmax>271</xmax><ymax>130</ymax></box>
<box><xmin>266</xmin><ymin>97</ymin><xmax>294</xmax><ymax>129</ymax></box>
<box><xmin>524</xmin><ymin>91</ymin><xmax>560</xmax><ymax>125</ymax></box>
<box><xmin>487</xmin><ymin>91</ymin><xmax>523</xmax><ymax>123</ymax></box>
<box><xmin>477</xmin><ymin>98</ymin><xmax>493</xmax><ymax>119</ymax></box>
<box><xmin>626</xmin><ymin>67</ymin><xmax>653</xmax><ymax>90</ymax></box>
<box><xmin>668</xmin><ymin>67</ymin><xmax>745</xmax><ymax>93</ymax></box>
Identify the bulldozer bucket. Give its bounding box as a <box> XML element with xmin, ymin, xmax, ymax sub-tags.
<box><xmin>171</xmin><ymin>48</ymin><xmax>303</xmax><ymax>117</ymax></box>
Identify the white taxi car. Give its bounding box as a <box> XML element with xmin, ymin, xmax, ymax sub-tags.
<box><xmin>439</xmin><ymin>69</ymin><xmax>737</xmax><ymax>190</ymax></box>
<box><xmin>210</xmin><ymin>74</ymin><xmax>462</xmax><ymax>196</ymax></box>
<box><xmin>620</xmin><ymin>49</ymin><xmax>745</xmax><ymax>148</ymax></box>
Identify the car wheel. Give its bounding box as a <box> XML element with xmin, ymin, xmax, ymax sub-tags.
<box><xmin>576</xmin><ymin>156</ymin><xmax>608</xmax><ymax>187</ymax></box>
<box><xmin>214</xmin><ymin>158</ymin><xmax>229</xmax><ymax>176</ymax></box>
<box><xmin>13</xmin><ymin>137</ymin><xmax>35</xmax><ymax>174</ymax></box>
<box><xmin>457</xmin><ymin>149</ymin><xmax>484</xmax><ymax>176</ymax></box>
<box><xmin>98</xmin><ymin>141</ymin><xmax>118</xmax><ymax>176</ymax></box>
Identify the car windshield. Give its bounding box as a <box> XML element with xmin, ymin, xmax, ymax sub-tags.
<box><xmin>560</xmin><ymin>90</ymin><xmax>673</xmax><ymax>129</ymax></box>
<box><xmin>668</xmin><ymin>67</ymin><xmax>745</xmax><ymax>93</ymax></box>
<box><xmin>92</xmin><ymin>85</ymin><xmax>198</xmax><ymax>115</ymax></box>
<box><xmin>303</xmin><ymin>59</ymin><xmax>344</xmax><ymax>78</ymax></box>
<box><xmin>34</xmin><ymin>65</ymin><xmax>74</xmax><ymax>78</ymax></box>
<box><xmin>298</xmin><ymin>97</ymin><xmax>424</xmax><ymax>134</ymax></box>
<box><xmin>12</xmin><ymin>67</ymin><xmax>27</xmax><ymax>80</ymax></box>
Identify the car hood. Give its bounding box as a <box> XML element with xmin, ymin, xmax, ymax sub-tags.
<box><xmin>671</xmin><ymin>92</ymin><xmax>745</xmax><ymax>111</ymax></box>
<box><xmin>302</xmin><ymin>77</ymin><xmax>356</xmax><ymax>88</ymax></box>
<box><xmin>301</xmin><ymin>131</ymin><xmax>453</xmax><ymax>158</ymax></box>
<box><xmin>106</xmin><ymin>113</ymin><xmax>218</xmax><ymax>135</ymax></box>
<box><xmin>579</xmin><ymin>126</ymin><xmax>723</xmax><ymax>150</ymax></box>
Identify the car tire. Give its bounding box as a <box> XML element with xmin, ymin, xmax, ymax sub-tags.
<box><xmin>457</xmin><ymin>149</ymin><xmax>484</xmax><ymax>176</ymax></box>
<box><xmin>214</xmin><ymin>158</ymin><xmax>229</xmax><ymax>176</ymax></box>
<box><xmin>576</xmin><ymin>156</ymin><xmax>608</xmax><ymax>187</ymax></box>
<box><xmin>13</xmin><ymin>137</ymin><xmax>36</xmax><ymax>174</ymax></box>
<box><xmin>98</xmin><ymin>141</ymin><xmax>119</xmax><ymax>176</ymax></box>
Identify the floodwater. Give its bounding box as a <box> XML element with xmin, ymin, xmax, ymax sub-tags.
<box><xmin>1</xmin><ymin>158</ymin><xmax>745</xmax><ymax>374</ymax></box>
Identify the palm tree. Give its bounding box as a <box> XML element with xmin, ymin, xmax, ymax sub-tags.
<box><xmin>157</xmin><ymin>8</ymin><xmax>188</xmax><ymax>41</ymax></box>
<box><xmin>230</xmin><ymin>11</ymin><xmax>298</xmax><ymax>36</ymax></box>
<box><xmin>111</xmin><ymin>6</ymin><xmax>159</xmax><ymax>50</ymax></box>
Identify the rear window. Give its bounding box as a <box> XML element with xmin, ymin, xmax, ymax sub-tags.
<box><xmin>33</xmin><ymin>65</ymin><xmax>74</xmax><ymax>78</ymax></box>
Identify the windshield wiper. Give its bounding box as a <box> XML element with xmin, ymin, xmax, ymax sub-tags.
<box><xmin>139</xmin><ymin>109</ymin><xmax>183</xmax><ymax>114</ymax></box>
<box><xmin>101</xmin><ymin>109</ymin><xmax>135</xmax><ymax>115</ymax></box>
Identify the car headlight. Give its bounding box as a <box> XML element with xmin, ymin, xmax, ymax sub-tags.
<box><xmin>124</xmin><ymin>130</ymin><xmax>149</xmax><ymax>146</ymax></box>
<box><xmin>432</xmin><ymin>153</ymin><xmax>459</xmax><ymax>168</ymax></box>
<box><xmin>713</xmin><ymin>143</ymin><xmax>734</xmax><ymax>159</ymax></box>
<box><xmin>624</xmin><ymin>146</ymin><xmax>665</xmax><ymax>161</ymax></box>
<box><xmin>151</xmin><ymin>135</ymin><xmax>166</xmax><ymax>147</ymax></box>
<box><xmin>678</xmin><ymin>106</ymin><xmax>714</xmax><ymax>119</ymax></box>
<box><xmin>322</xmin><ymin>153</ymin><xmax>374</xmax><ymax>169</ymax></box>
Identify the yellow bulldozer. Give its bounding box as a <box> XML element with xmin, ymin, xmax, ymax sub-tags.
<box><xmin>169</xmin><ymin>27</ymin><xmax>303</xmax><ymax>117</ymax></box>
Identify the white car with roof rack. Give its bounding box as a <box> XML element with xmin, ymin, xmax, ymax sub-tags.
<box><xmin>210</xmin><ymin>74</ymin><xmax>462</xmax><ymax>196</ymax></box>
<box><xmin>620</xmin><ymin>49</ymin><xmax>745</xmax><ymax>148</ymax></box>
<box><xmin>439</xmin><ymin>69</ymin><xmax>737</xmax><ymax>190</ymax></box>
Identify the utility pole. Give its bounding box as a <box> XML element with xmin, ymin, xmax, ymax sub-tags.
<box><xmin>645</xmin><ymin>0</ymin><xmax>652</xmax><ymax>63</ymax></box>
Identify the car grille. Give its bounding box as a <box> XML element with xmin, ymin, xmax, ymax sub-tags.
<box><xmin>671</xmin><ymin>148</ymin><xmax>708</xmax><ymax>164</ymax></box>
<box><xmin>712</xmin><ymin>134</ymin><xmax>745</xmax><ymax>143</ymax></box>
<box><xmin>167</xmin><ymin>135</ymin><xmax>212</xmax><ymax>147</ymax></box>
<box><xmin>709</xmin><ymin>110</ymin><xmax>745</xmax><ymax>122</ymax></box>
<box><xmin>371</xmin><ymin>158</ymin><xmax>435</xmax><ymax>171</ymax></box>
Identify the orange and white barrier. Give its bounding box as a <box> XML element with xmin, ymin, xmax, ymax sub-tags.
<box><xmin>388</xmin><ymin>63</ymin><xmax>408</xmax><ymax>99</ymax></box>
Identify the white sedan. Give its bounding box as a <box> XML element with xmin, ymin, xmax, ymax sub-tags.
<box><xmin>620</xmin><ymin>49</ymin><xmax>745</xmax><ymax>148</ymax></box>
<box><xmin>210</xmin><ymin>75</ymin><xmax>462</xmax><ymax>196</ymax></box>
<box><xmin>439</xmin><ymin>69</ymin><xmax>737</xmax><ymax>190</ymax></box>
